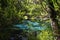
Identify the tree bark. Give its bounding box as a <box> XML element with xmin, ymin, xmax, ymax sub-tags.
<box><xmin>47</xmin><ymin>0</ymin><xmax>60</xmax><ymax>40</ymax></box>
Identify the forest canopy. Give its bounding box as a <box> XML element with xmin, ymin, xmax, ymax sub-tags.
<box><xmin>0</xmin><ymin>0</ymin><xmax>60</xmax><ymax>40</ymax></box>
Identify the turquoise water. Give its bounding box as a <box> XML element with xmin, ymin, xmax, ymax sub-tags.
<box><xmin>14</xmin><ymin>20</ymin><xmax>45</xmax><ymax>31</ymax></box>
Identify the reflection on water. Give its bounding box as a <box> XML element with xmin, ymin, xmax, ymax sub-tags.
<box><xmin>14</xmin><ymin>20</ymin><xmax>45</xmax><ymax>31</ymax></box>
<box><xmin>10</xmin><ymin>20</ymin><xmax>46</xmax><ymax>40</ymax></box>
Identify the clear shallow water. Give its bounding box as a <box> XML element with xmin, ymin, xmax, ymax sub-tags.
<box><xmin>14</xmin><ymin>20</ymin><xmax>45</xmax><ymax>31</ymax></box>
<box><xmin>10</xmin><ymin>20</ymin><xmax>46</xmax><ymax>40</ymax></box>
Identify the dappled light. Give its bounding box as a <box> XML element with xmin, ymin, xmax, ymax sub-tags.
<box><xmin>0</xmin><ymin>0</ymin><xmax>60</xmax><ymax>40</ymax></box>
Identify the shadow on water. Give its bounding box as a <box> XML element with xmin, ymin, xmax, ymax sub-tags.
<box><xmin>1</xmin><ymin>20</ymin><xmax>46</xmax><ymax>40</ymax></box>
<box><xmin>9</xmin><ymin>20</ymin><xmax>46</xmax><ymax>40</ymax></box>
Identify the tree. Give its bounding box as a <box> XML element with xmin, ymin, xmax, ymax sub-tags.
<box><xmin>46</xmin><ymin>0</ymin><xmax>60</xmax><ymax>40</ymax></box>
<box><xmin>0</xmin><ymin>0</ymin><xmax>60</xmax><ymax>40</ymax></box>
<box><xmin>0</xmin><ymin>0</ymin><xmax>20</xmax><ymax>39</ymax></box>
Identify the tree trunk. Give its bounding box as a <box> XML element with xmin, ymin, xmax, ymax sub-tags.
<box><xmin>47</xmin><ymin>0</ymin><xmax>60</xmax><ymax>40</ymax></box>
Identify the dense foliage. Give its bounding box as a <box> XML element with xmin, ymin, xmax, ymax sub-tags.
<box><xmin>0</xmin><ymin>0</ymin><xmax>60</xmax><ymax>40</ymax></box>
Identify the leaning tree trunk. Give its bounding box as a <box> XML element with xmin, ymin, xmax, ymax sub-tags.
<box><xmin>47</xmin><ymin>0</ymin><xmax>60</xmax><ymax>40</ymax></box>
